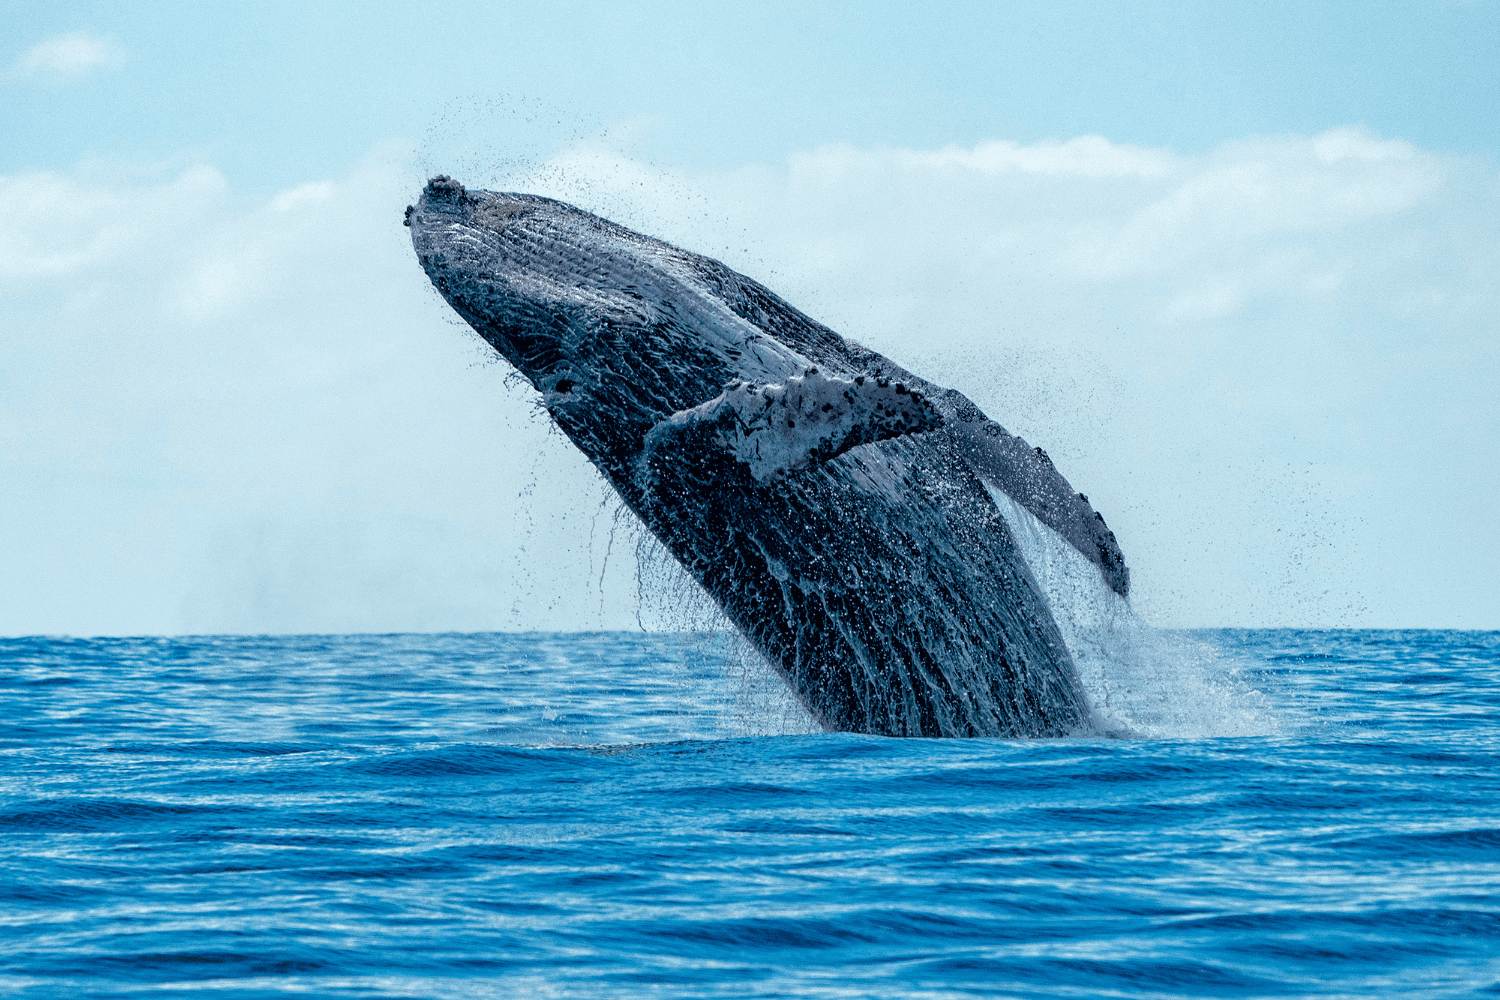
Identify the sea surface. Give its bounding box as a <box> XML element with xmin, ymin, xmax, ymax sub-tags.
<box><xmin>2</xmin><ymin>629</ymin><xmax>1498</xmax><ymax>998</ymax></box>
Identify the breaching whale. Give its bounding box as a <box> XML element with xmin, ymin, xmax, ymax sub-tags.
<box><xmin>407</xmin><ymin>176</ymin><xmax>1128</xmax><ymax>738</ymax></box>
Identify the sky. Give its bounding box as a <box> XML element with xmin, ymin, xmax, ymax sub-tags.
<box><xmin>2</xmin><ymin>1</ymin><xmax>1497</xmax><ymax>635</ymax></box>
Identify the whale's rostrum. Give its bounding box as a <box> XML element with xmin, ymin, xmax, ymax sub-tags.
<box><xmin>407</xmin><ymin>176</ymin><xmax>1129</xmax><ymax>738</ymax></box>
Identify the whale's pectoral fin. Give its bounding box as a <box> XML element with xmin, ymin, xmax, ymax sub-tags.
<box><xmin>645</xmin><ymin>368</ymin><xmax>943</xmax><ymax>482</ymax></box>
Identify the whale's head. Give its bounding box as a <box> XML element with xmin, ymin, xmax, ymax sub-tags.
<box><xmin>406</xmin><ymin>176</ymin><xmax>817</xmax><ymax>473</ymax></box>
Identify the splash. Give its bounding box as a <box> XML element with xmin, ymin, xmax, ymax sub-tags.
<box><xmin>619</xmin><ymin>478</ymin><xmax>1281</xmax><ymax>740</ymax></box>
<box><xmin>987</xmin><ymin>485</ymin><xmax>1281</xmax><ymax>739</ymax></box>
<box><xmin>603</xmin><ymin>500</ymin><xmax>821</xmax><ymax>737</ymax></box>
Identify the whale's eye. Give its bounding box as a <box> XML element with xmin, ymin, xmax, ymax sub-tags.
<box><xmin>554</xmin><ymin>379</ymin><xmax>575</xmax><ymax>394</ymax></box>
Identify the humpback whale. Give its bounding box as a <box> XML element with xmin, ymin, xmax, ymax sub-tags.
<box><xmin>407</xmin><ymin>176</ymin><xmax>1128</xmax><ymax>738</ymax></box>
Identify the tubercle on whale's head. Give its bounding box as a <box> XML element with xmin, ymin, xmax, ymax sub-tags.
<box><xmin>406</xmin><ymin>175</ymin><xmax>736</xmax><ymax>464</ymax></box>
<box><xmin>409</xmin><ymin>177</ymin><xmax>602</xmax><ymax>388</ymax></box>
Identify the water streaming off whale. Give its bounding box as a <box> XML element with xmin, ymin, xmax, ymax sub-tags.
<box><xmin>987</xmin><ymin>487</ymin><xmax>1279</xmax><ymax>738</ymax></box>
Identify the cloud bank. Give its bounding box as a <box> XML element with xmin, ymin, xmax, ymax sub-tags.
<box><xmin>2</xmin><ymin>128</ymin><xmax>1495</xmax><ymax>634</ymax></box>
<box><xmin>507</xmin><ymin>127</ymin><xmax>1496</xmax><ymax>627</ymax></box>
<box><xmin>7</xmin><ymin>33</ymin><xmax>123</xmax><ymax>83</ymax></box>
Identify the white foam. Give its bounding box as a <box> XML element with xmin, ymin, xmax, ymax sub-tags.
<box><xmin>985</xmin><ymin>483</ymin><xmax>1281</xmax><ymax>739</ymax></box>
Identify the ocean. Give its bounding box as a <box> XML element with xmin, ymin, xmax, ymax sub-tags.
<box><xmin>2</xmin><ymin>628</ymin><xmax>1497</xmax><ymax>998</ymax></box>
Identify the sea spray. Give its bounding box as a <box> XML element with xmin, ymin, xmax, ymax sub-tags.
<box><xmin>988</xmin><ymin>485</ymin><xmax>1281</xmax><ymax>738</ymax></box>
<box><xmin>603</xmin><ymin>498</ymin><xmax>821</xmax><ymax>738</ymax></box>
<box><xmin>605</xmin><ymin>466</ymin><xmax>1275</xmax><ymax>740</ymax></box>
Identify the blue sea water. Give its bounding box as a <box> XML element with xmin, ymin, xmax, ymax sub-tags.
<box><xmin>2</xmin><ymin>629</ymin><xmax>1498</xmax><ymax>998</ymax></box>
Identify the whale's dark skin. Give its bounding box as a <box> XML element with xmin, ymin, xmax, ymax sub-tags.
<box><xmin>406</xmin><ymin>176</ymin><xmax>1129</xmax><ymax>737</ymax></box>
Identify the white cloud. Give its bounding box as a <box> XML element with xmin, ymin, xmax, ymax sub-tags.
<box><xmin>507</xmin><ymin>128</ymin><xmax>1468</xmax><ymax>351</ymax></box>
<box><xmin>8</xmin><ymin>32</ymin><xmax>123</xmax><ymax>82</ymax></box>
<box><xmin>886</xmin><ymin>136</ymin><xmax>1180</xmax><ymax>179</ymax></box>
<box><xmin>480</xmin><ymin>128</ymin><xmax>1500</xmax><ymax>627</ymax></box>
<box><xmin>270</xmin><ymin>181</ymin><xmax>335</xmax><ymax>213</ymax></box>
<box><xmin>1</xmin><ymin>128</ymin><xmax>1497</xmax><ymax>635</ymax></box>
<box><xmin>0</xmin><ymin>164</ymin><xmax>225</xmax><ymax>281</ymax></box>
<box><xmin>0</xmin><ymin>149</ymin><xmax>658</xmax><ymax>637</ymax></box>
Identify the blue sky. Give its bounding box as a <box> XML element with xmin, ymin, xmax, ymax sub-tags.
<box><xmin>3</xmin><ymin>2</ymin><xmax>1498</xmax><ymax>633</ymax></box>
<box><xmin>8</xmin><ymin>1</ymin><xmax>1499</xmax><ymax>188</ymax></box>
